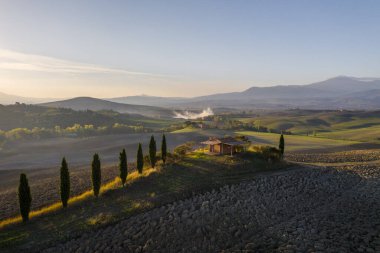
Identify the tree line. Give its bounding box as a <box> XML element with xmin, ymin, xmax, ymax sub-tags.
<box><xmin>18</xmin><ymin>134</ymin><xmax>167</xmax><ymax>222</ymax></box>
<box><xmin>1</xmin><ymin>123</ymin><xmax>149</xmax><ymax>142</ymax></box>
<box><xmin>164</xmin><ymin>119</ymin><xmax>292</xmax><ymax>135</ymax></box>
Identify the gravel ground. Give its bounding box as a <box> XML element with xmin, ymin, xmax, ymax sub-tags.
<box><xmin>41</xmin><ymin>163</ymin><xmax>380</xmax><ymax>253</ymax></box>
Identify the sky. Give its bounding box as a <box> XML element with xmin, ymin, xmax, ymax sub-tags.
<box><xmin>0</xmin><ymin>0</ymin><xmax>379</xmax><ymax>98</ymax></box>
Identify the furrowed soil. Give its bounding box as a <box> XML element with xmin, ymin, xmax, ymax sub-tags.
<box><xmin>22</xmin><ymin>150</ymin><xmax>380</xmax><ymax>253</ymax></box>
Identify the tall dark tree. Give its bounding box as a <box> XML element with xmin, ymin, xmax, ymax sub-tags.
<box><xmin>161</xmin><ymin>134</ymin><xmax>167</xmax><ymax>164</ymax></box>
<box><xmin>149</xmin><ymin>135</ymin><xmax>157</xmax><ymax>168</ymax></box>
<box><xmin>18</xmin><ymin>173</ymin><xmax>32</xmax><ymax>222</ymax></box>
<box><xmin>137</xmin><ymin>143</ymin><xmax>144</xmax><ymax>174</ymax></box>
<box><xmin>60</xmin><ymin>157</ymin><xmax>70</xmax><ymax>207</ymax></box>
<box><xmin>279</xmin><ymin>134</ymin><xmax>285</xmax><ymax>158</ymax></box>
<box><xmin>119</xmin><ymin>149</ymin><xmax>128</xmax><ymax>186</ymax></box>
<box><xmin>91</xmin><ymin>153</ymin><xmax>101</xmax><ymax>197</ymax></box>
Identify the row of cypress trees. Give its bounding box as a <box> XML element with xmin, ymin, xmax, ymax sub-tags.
<box><xmin>18</xmin><ymin>134</ymin><xmax>167</xmax><ymax>222</ymax></box>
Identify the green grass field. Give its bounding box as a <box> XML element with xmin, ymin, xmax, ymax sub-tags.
<box><xmin>230</xmin><ymin>110</ymin><xmax>380</xmax><ymax>138</ymax></box>
<box><xmin>236</xmin><ymin>131</ymin><xmax>360</xmax><ymax>151</ymax></box>
<box><xmin>318</xmin><ymin>125</ymin><xmax>380</xmax><ymax>142</ymax></box>
<box><xmin>221</xmin><ymin>110</ymin><xmax>380</xmax><ymax>144</ymax></box>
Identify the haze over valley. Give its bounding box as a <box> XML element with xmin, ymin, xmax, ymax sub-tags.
<box><xmin>2</xmin><ymin>76</ymin><xmax>380</xmax><ymax>112</ymax></box>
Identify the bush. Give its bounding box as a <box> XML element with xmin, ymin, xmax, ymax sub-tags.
<box><xmin>174</xmin><ymin>141</ymin><xmax>195</xmax><ymax>156</ymax></box>
<box><xmin>249</xmin><ymin>145</ymin><xmax>282</xmax><ymax>162</ymax></box>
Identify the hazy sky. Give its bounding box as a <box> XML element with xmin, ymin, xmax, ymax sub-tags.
<box><xmin>0</xmin><ymin>0</ymin><xmax>379</xmax><ymax>98</ymax></box>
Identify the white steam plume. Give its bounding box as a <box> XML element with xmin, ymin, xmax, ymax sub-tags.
<box><xmin>173</xmin><ymin>108</ymin><xmax>214</xmax><ymax>119</ymax></box>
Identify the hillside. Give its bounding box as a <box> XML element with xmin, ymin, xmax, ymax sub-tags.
<box><xmin>0</xmin><ymin>103</ymin><xmax>170</xmax><ymax>131</ymax></box>
<box><xmin>0</xmin><ymin>150</ymin><xmax>287</xmax><ymax>252</ymax></box>
<box><xmin>1</xmin><ymin>149</ymin><xmax>380</xmax><ymax>252</ymax></box>
<box><xmin>40</xmin><ymin>97</ymin><xmax>174</xmax><ymax>118</ymax></box>
<box><xmin>228</xmin><ymin>109</ymin><xmax>380</xmax><ymax>139</ymax></box>
<box><xmin>108</xmin><ymin>95</ymin><xmax>187</xmax><ymax>107</ymax></box>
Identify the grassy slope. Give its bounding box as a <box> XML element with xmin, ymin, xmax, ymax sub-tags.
<box><xmin>0</xmin><ymin>153</ymin><xmax>286</xmax><ymax>252</ymax></box>
<box><xmin>318</xmin><ymin>125</ymin><xmax>380</xmax><ymax>142</ymax></box>
<box><xmin>171</xmin><ymin>126</ymin><xmax>200</xmax><ymax>133</ymax></box>
<box><xmin>232</xmin><ymin>110</ymin><xmax>380</xmax><ymax>143</ymax></box>
<box><xmin>0</xmin><ymin>103</ymin><xmax>176</xmax><ymax>131</ymax></box>
<box><xmin>236</xmin><ymin>131</ymin><xmax>359</xmax><ymax>151</ymax></box>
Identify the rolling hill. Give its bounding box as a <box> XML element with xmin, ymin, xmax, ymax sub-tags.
<box><xmin>108</xmin><ymin>95</ymin><xmax>187</xmax><ymax>107</ymax></box>
<box><xmin>0</xmin><ymin>103</ymin><xmax>170</xmax><ymax>131</ymax></box>
<box><xmin>40</xmin><ymin>97</ymin><xmax>174</xmax><ymax>118</ymax></box>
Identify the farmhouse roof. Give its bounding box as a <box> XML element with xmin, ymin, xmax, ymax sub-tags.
<box><xmin>201</xmin><ymin>137</ymin><xmax>246</xmax><ymax>146</ymax></box>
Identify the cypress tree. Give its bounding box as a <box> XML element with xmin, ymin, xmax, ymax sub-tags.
<box><xmin>279</xmin><ymin>134</ymin><xmax>285</xmax><ymax>158</ymax></box>
<box><xmin>91</xmin><ymin>153</ymin><xmax>101</xmax><ymax>197</ymax></box>
<box><xmin>119</xmin><ymin>149</ymin><xmax>128</xmax><ymax>186</ymax></box>
<box><xmin>60</xmin><ymin>157</ymin><xmax>70</xmax><ymax>207</ymax></box>
<box><xmin>149</xmin><ymin>135</ymin><xmax>157</xmax><ymax>168</ymax></box>
<box><xmin>137</xmin><ymin>143</ymin><xmax>144</xmax><ymax>174</ymax></box>
<box><xmin>18</xmin><ymin>173</ymin><xmax>32</xmax><ymax>222</ymax></box>
<box><xmin>161</xmin><ymin>134</ymin><xmax>167</xmax><ymax>164</ymax></box>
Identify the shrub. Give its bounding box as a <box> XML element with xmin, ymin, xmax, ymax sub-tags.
<box><xmin>174</xmin><ymin>141</ymin><xmax>195</xmax><ymax>156</ymax></box>
<box><xmin>249</xmin><ymin>145</ymin><xmax>282</xmax><ymax>162</ymax></box>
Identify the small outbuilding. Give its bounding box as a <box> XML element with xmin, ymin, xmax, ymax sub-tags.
<box><xmin>201</xmin><ymin>136</ymin><xmax>247</xmax><ymax>156</ymax></box>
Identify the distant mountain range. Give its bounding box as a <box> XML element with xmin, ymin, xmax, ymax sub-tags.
<box><xmin>2</xmin><ymin>76</ymin><xmax>380</xmax><ymax>113</ymax></box>
<box><xmin>108</xmin><ymin>76</ymin><xmax>380</xmax><ymax>109</ymax></box>
<box><xmin>0</xmin><ymin>92</ymin><xmax>56</xmax><ymax>105</ymax></box>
